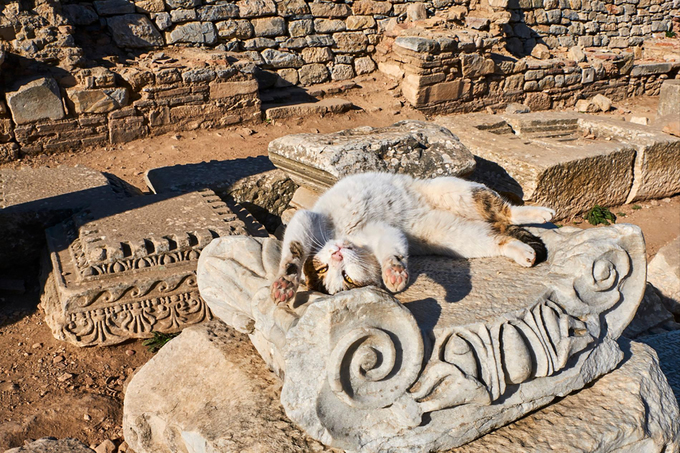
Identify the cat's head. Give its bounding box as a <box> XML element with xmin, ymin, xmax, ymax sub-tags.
<box><xmin>303</xmin><ymin>239</ymin><xmax>381</xmax><ymax>294</ymax></box>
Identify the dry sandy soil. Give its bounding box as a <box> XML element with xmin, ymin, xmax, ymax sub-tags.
<box><xmin>0</xmin><ymin>75</ymin><xmax>678</xmax><ymax>451</ymax></box>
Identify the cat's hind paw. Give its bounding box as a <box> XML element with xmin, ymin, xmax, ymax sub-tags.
<box><xmin>383</xmin><ymin>258</ymin><xmax>409</xmax><ymax>293</ymax></box>
<box><xmin>271</xmin><ymin>274</ymin><xmax>299</xmax><ymax>306</ymax></box>
<box><xmin>504</xmin><ymin>241</ymin><xmax>536</xmax><ymax>267</ymax></box>
<box><xmin>510</xmin><ymin>206</ymin><xmax>555</xmax><ymax>225</ymax></box>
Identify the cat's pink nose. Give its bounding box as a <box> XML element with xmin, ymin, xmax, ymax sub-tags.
<box><xmin>331</xmin><ymin>250</ymin><xmax>343</xmax><ymax>261</ymax></box>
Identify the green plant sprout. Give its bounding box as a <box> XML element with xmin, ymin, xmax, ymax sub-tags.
<box><xmin>585</xmin><ymin>205</ymin><xmax>617</xmax><ymax>226</ymax></box>
<box><xmin>142</xmin><ymin>331</ymin><xmax>179</xmax><ymax>353</ymax></box>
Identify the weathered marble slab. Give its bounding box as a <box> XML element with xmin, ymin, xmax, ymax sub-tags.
<box><xmin>122</xmin><ymin>325</ymin><xmax>679</xmax><ymax>453</ymax></box>
<box><xmin>435</xmin><ymin>112</ymin><xmax>680</xmax><ymax>218</ymax></box>
<box><xmin>641</xmin><ymin>329</ymin><xmax>680</xmax><ymax>408</ymax></box>
<box><xmin>41</xmin><ymin>189</ymin><xmax>268</xmax><ymax>347</ymax></box>
<box><xmin>268</xmin><ymin>120</ymin><xmax>476</xmax><ymax>192</ymax></box>
<box><xmin>196</xmin><ymin>223</ymin><xmax>647</xmax><ymax>452</ymax></box>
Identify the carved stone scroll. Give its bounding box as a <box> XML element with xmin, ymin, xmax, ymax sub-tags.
<box><xmin>197</xmin><ymin>224</ymin><xmax>647</xmax><ymax>452</ymax></box>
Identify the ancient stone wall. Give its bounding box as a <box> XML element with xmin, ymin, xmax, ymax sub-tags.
<box><xmin>378</xmin><ymin>34</ymin><xmax>677</xmax><ymax>113</ymax></box>
<box><xmin>0</xmin><ymin>0</ymin><xmax>677</xmax><ymax>162</ymax></box>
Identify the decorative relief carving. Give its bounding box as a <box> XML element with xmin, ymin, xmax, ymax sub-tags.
<box><xmin>62</xmin><ymin>291</ymin><xmax>210</xmax><ymax>347</ymax></box>
<box><xmin>42</xmin><ymin>189</ymin><xmax>263</xmax><ymax>347</ymax></box>
<box><xmin>197</xmin><ymin>224</ymin><xmax>647</xmax><ymax>452</ymax></box>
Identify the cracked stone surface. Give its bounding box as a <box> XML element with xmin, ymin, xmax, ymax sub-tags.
<box><xmin>436</xmin><ymin>112</ymin><xmax>680</xmax><ymax>219</ymax></box>
<box><xmin>268</xmin><ymin>120</ymin><xmax>476</xmax><ymax>192</ymax></box>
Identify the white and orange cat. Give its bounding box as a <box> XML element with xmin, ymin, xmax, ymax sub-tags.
<box><xmin>271</xmin><ymin>172</ymin><xmax>554</xmax><ymax>305</ymax></box>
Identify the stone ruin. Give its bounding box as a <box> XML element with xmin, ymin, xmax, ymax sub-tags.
<box><xmin>0</xmin><ymin>0</ymin><xmax>679</xmax><ymax>161</ymax></box>
<box><xmin>114</xmin><ymin>119</ymin><xmax>680</xmax><ymax>452</ymax></box>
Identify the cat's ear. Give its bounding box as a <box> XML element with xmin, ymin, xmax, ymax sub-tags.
<box><xmin>303</xmin><ymin>257</ymin><xmax>329</xmax><ymax>294</ymax></box>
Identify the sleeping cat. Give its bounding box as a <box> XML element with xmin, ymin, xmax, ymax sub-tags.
<box><xmin>270</xmin><ymin>172</ymin><xmax>554</xmax><ymax>306</ymax></box>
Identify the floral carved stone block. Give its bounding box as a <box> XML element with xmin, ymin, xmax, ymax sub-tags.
<box><xmin>197</xmin><ymin>224</ymin><xmax>647</xmax><ymax>452</ymax></box>
<box><xmin>42</xmin><ymin>189</ymin><xmax>267</xmax><ymax>347</ymax></box>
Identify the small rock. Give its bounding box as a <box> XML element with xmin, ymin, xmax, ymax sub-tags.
<box><xmin>567</xmin><ymin>45</ymin><xmax>587</xmax><ymax>63</ymax></box>
<box><xmin>84</xmin><ymin>413</ymin><xmax>92</xmax><ymax>420</ymax></box>
<box><xmin>591</xmin><ymin>94</ymin><xmax>612</xmax><ymax>112</ymax></box>
<box><xmin>53</xmin><ymin>355</ymin><xmax>64</xmax><ymax>363</ymax></box>
<box><xmin>576</xmin><ymin>99</ymin><xmax>599</xmax><ymax>113</ymax></box>
<box><xmin>31</xmin><ymin>342</ymin><xmax>42</xmax><ymax>349</ymax></box>
<box><xmin>94</xmin><ymin>439</ymin><xmax>116</xmax><ymax>453</ymax></box>
<box><xmin>531</xmin><ymin>43</ymin><xmax>551</xmax><ymax>60</ymax></box>
<box><xmin>57</xmin><ymin>373</ymin><xmax>74</xmax><ymax>382</ymax></box>
<box><xmin>506</xmin><ymin>103</ymin><xmax>531</xmax><ymax>114</ymax></box>
<box><xmin>630</xmin><ymin>116</ymin><xmax>649</xmax><ymax>126</ymax></box>
<box><xmin>125</xmin><ymin>349</ymin><xmax>136</xmax><ymax>356</ymax></box>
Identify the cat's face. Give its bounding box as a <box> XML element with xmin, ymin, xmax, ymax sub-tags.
<box><xmin>303</xmin><ymin>239</ymin><xmax>381</xmax><ymax>294</ymax></box>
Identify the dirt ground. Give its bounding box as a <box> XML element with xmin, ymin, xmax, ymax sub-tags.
<box><xmin>1</xmin><ymin>75</ymin><xmax>679</xmax><ymax>451</ymax></box>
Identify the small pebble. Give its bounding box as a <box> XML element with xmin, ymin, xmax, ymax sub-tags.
<box><xmin>53</xmin><ymin>355</ymin><xmax>64</xmax><ymax>363</ymax></box>
<box><xmin>125</xmin><ymin>349</ymin><xmax>135</xmax><ymax>356</ymax></box>
<box><xmin>84</xmin><ymin>414</ymin><xmax>92</xmax><ymax>421</ymax></box>
<box><xmin>31</xmin><ymin>343</ymin><xmax>42</xmax><ymax>349</ymax></box>
<box><xmin>57</xmin><ymin>372</ymin><xmax>73</xmax><ymax>382</ymax></box>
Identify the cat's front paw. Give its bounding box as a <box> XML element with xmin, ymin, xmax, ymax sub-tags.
<box><xmin>383</xmin><ymin>258</ymin><xmax>409</xmax><ymax>293</ymax></box>
<box><xmin>271</xmin><ymin>274</ymin><xmax>300</xmax><ymax>306</ymax></box>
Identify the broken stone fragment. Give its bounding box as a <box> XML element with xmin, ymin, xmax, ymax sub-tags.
<box><xmin>41</xmin><ymin>190</ymin><xmax>267</xmax><ymax>347</ymax></box>
<box><xmin>591</xmin><ymin>94</ymin><xmax>612</xmax><ymax>112</ymax></box>
<box><xmin>265</xmin><ymin>98</ymin><xmax>353</xmax><ymax>120</ymax></box>
<box><xmin>5</xmin><ymin>437</ymin><xmax>96</xmax><ymax>453</ymax></box>
<box><xmin>436</xmin><ymin>112</ymin><xmax>680</xmax><ymax>219</ymax></box>
<box><xmin>648</xmin><ymin>237</ymin><xmax>680</xmax><ymax>315</ymax></box>
<box><xmin>107</xmin><ymin>14</ymin><xmax>164</xmax><ymax>48</ymax></box>
<box><xmin>192</xmin><ymin>222</ymin><xmax>651</xmax><ymax>452</ymax></box>
<box><xmin>66</xmin><ymin>87</ymin><xmax>129</xmax><ymax>114</ymax></box>
<box><xmin>268</xmin><ymin>120</ymin><xmax>476</xmax><ymax>192</ymax></box>
<box><xmin>657</xmin><ymin>79</ymin><xmax>680</xmax><ymax>119</ymax></box>
<box><xmin>6</xmin><ymin>77</ymin><xmax>66</xmax><ymax>125</ymax></box>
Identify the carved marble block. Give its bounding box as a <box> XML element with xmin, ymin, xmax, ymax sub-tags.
<box><xmin>268</xmin><ymin>120</ymin><xmax>476</xmax><ymax>193</ymax></box>
<box><xmin>42</xmin><ymin>189</ymin><xmax>267</xmax><ymax>347</ymax></box>
<box><xmin>197</xmin><ymin>224</ymin><xmax>647</xmax><ymax>452</ymax></box>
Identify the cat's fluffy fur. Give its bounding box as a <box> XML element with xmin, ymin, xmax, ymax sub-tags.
<box><xmin>270</xmin><ymin>172</ymin><xmax>554</xmax><ymax>305</ymax></box>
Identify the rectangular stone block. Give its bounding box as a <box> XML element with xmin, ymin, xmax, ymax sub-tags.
<box><xmin>436</xmin><ymin>112</ymin><xmax>638</xmax><ymax>219</ymax></box>
<box><xmin>41</xmin><ymin>190</ymin><xmax>268</xmax><ymax>347</ymax></box>
<box><xmin>577</xmin><ymin>117</ymin><xmax>680</xmax><ymax>203</ymax></box>
<box><xmin>209</xmin><ymin>80</ymin><xmax>259</xmax><ymax>99</ymax></box>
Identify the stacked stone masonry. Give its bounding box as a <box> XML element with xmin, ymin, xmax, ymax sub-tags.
<box><xmin>0</xmin><ymin>0</ymin><xmax>678</xmax><ymax>160</ymax></box>
<box><xmin>377</xmin><ymin>33</ymin><xmax>678</xmax><ymax>113</ymax></box>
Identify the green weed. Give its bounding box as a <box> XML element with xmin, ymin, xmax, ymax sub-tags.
<box><xmin>666</xmin><ymin>30</ymin><xmax>677</xmax><ymax>38</ymax></box>
<box><xmin>632</xmin><ymin>204</ymin><xmax>642</xmax><ymax>210</ymax></box>
<box><xmin>585</xmin><ymin>205</ymin><xmax>617</xmax><ymax>226</ymax></box>
<box><xmin>142</xmin><ymin>331</ymin><xmax>179</xmax><ymax>353</ymax></box>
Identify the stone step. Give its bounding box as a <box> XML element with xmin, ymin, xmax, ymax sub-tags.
<box><xmin>264</xmin><ymin>98</ymin><xmax>354</xmax><ymax>120</ymax></box>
